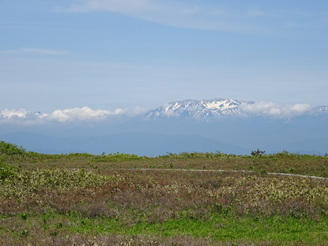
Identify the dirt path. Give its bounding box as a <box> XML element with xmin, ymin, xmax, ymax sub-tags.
<box><xmin>111</xmin><ymin>168</ymin><xmax>327</xmax><ymax>180</ymax></box>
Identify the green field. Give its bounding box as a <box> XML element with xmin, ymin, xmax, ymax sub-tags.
<box><xmin>0</xmin><ymin>142</ymin><xmax>327</xmax><ymax>245</ymax></box>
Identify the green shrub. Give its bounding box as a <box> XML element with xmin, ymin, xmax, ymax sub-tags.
<box><xmin>0</xmin><ymin>141</ymin><xmax>26</xmax><ymax>155</ymax></box>
<box><xmin>251</xmin><ymin>149</ymin><xmax>265</xmax><ymax>157</ymax></box>
<box><xmin>92</xmin><ymin>152</ymin><xmax>148</xmax><ymax>162</ymax></box>
<box><xmin>0</xmin><ymin>160</ymin><xmax>17</xmax><ymax>181</ymax></box>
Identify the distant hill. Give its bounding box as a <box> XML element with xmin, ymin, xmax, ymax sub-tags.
<box><xmin>0</xmin><ymin>132</ymin><xmax>247</xmax><ymax>156</ymax></box>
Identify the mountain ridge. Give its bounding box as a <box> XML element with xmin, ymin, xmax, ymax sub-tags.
<box><xmin>142</xmin><ymin>98</ymin><xmax>324</xmax><ymax>120</ymax></box>
<box><xmin>144</xmin><ymin>98</ymin><xmax>252</xmax><ymax>120</ymax></box>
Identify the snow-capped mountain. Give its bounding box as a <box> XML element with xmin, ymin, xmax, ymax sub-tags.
<box><xmin>142</xmin><ymin>98</ymin><xmax>328</xmax><ymax>120</ymax></box>
<box><xmin>144</xmin><ymin>98</ymin><xmax>254</xmax><ymax>120</ymax></box>
<box><xmin>310</xmin><ymin>106</ymin><xmax>328</xmax><ymax>114</ymax></box>
<box><xmin>1</xmin><ymin>98</ymin><xmax>328</xmax><ymax>155</ymax></box>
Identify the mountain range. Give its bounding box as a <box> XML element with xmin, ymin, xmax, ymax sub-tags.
<box><xmin>144</xmin><ymin>98</ymin><xmax>251</xmax><ymax>119</ymax></box>
<box><xmin>1</xmin><ymin>98</ymin><xmax>328</xmax><ymax>156</ymax></box>
<box><xmin>144</xmin><ymin>98</ymin><xmax>328</xmax><ymax>120</ymax></box>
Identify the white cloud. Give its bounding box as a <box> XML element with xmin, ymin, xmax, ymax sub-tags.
<box><xmin>46</xmin><ymin>107</ymin><xmax>122</xmax><ymax>122</ymax></box>
<box><xmin>240</xmin><ymin>102</ymin><xmax>311</xmax><ymax>118</ymax></box>
<box><xmin>64</xmin><ymin>1</ymin><xmax>327</xmax><ymax>35</ymax></box>
<box><xmin>0</xmin><ymin>48</ymin><xmax>68</xmax><ymax>55</ymax></box>
<box><xmin>0</xmin><ymin>109</ymin><xmax>43</xmax><ymax>125</ymax></box>
<box><xmin>0</xmin><ymin>109</ymin><xmax>28</xmax><ymax>119</ymax></box>
<box><xmin>125</xmin><ymin>106</ymin><xmax>149</xmax><ymax>116</ymax></box>
<box><xmin>0</xmin><ymin>106</ymin><xmax>148</xmax><ymax>124</ymax></box>
<box><xmin>65</xmin><ymin>0</ymin><xmax>262</xmax><ymax>33</ymax></box>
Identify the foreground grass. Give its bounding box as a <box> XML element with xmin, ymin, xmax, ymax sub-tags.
<box><xmin>1</xmin><ymin>211</ymin><xmax>327</xmax><ymax>245</ymax></box>
<box><xmin>0</xmin><ymin>142</ymin><xmax>327</xmax><ymax>245</ymax></box>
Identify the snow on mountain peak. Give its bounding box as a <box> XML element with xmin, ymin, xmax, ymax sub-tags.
<box><xmin>144</xmin><ymin>98</ymin><xmax>254</xmax><ymax>120</ymax></box>
<box><xmin>142</xmin><ymin>98</ymin><xmax>326</xmax><ymax>120</ymax></box>
<box><xmin>311</xmin><ymin>106</ymin><xmax>328</xmax><ymax>113</ymax></box>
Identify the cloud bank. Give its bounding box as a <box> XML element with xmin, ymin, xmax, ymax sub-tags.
<box><xmin>0</xmin><ymin>109</ymin><xmax>28</xmax><ymax>119</ymax></box>
<box><xmin>46</xmin><ymin>107</ymin><xmax>120</xmax><ymax>122</ymax></box>
<box><xmin>65</xmin><ymin>0</ymin><xmax>267</xmax><ymax>33</ymax></box>
<box><xmin>64</xmin><ymin>0</ymin><xmax>324</xmax><ymax>34</ymax></box>
<box><xmin>240</xmin><ymin>102</ymin><xmax>311</xmax><ymax>118</ymax></box>
<box><xmin>0</xmin><ymin>107</ymin><xmax>139</xmax><ymax>124</ymax></box>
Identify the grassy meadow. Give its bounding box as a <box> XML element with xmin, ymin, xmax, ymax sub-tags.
<box><xmin>0</xmin><ymin>141</ymin><xmax>327</xmax><ymax>245</ymax></box>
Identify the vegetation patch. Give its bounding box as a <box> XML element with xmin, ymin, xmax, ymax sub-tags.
<box><xmin>0</xmin><ymin>142</ymin><xmax>327</xmax><ymax>245</ymax></box>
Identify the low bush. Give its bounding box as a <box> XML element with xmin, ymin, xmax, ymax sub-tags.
<box><xmin>0</xmin><ymin>141</ymin><xmax>26</xmax><ymax>155</ymax></box>
<box><xmin>0</xmin><ymin>160</ymin><xmax>18</xmax><ymax>181</ymax></box>
<box><xmin>92</xmin><ymin>152</ymin><xmax>148</xmax><ymax>162</ymax></box>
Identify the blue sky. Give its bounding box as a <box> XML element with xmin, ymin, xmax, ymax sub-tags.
<box><xmin>1</xmin><ymin>0</ymin><xmax>328</xmax><ymax>112</ymax></box>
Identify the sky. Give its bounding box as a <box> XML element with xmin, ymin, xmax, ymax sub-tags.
<box><xmin>1</xmin><ymin>0</ymin><xmax>328</xmax><ymax>113</ymax></box>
